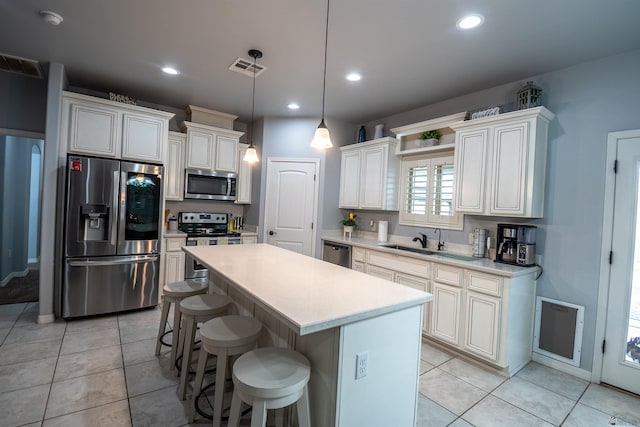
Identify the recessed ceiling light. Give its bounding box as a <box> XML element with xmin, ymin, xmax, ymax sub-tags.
<box><xmin>457</xmin><ymin>14</ymin><xmax>484</xmax><ymax>30</ymax></box>
<box><xmin>162</xmin><ymin>66</ymin><xmax>179</xmax><ymax>75</ymax></box>
<box><xmin>287</xmin><ymin>102</ymin><xmax>300</xmax><ymax>110</ymax></box>
<box><xmin>346</xmin><ymin>73</ymin><xmax>362</xmax><ymax>82</ymax></box>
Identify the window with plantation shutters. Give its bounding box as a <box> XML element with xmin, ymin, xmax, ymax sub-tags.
<box><xmin>399</xmin><ymin>152</ymin><xmax>464</xmax><ymax>230</ymax></box>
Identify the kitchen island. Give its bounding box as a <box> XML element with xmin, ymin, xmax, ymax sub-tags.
<box><xmin>183</xmin><ymin>243</ymin><xmax>432</xmax><ymax>427</ymax></box>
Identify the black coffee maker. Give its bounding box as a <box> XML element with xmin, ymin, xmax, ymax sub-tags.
<box><xmin>496</xmin><ymin>224</ymin><xmax>537</xmax><ymax>266</ymax></box>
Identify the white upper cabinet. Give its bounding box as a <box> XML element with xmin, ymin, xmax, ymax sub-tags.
<box><xmin>339</xmin><ymin>138</ymin><xmax>400</xmax><ymax>210</ymax></box>
<box><xmin>451</xmin><ymin>107</ymin><xmax>555</xmax><ymax>218</ymax></box>
<box><xmin>183</xmin><ymin>121</ymin><xmax>243</xmax><ymax>173</ymax></box>
<box><xmin>339</xmin><ymin>150</ymin><xmax>362</xmax><ymax>208</ymax></box>
<box><xmin>66</xmin><ymin>100</ymin><xmax>120</xmax><ymax>157</ymax></box>
<box><xmin>164</xmin><ymin>131</ymin><xmax>186</xmax><ymax>201</ymax></box>
<box><xmin>62</xmin><ymin>91</ymin><xmax>173</xmax><ymax>163</ymax></box>
<box><xmin>121</xmin><ymin>113</ymin><xmax>167</xmax><ymax>163</ymax></box>
<box><xmin>235</xmin><ymin>143</ymin><xmax>252</xmax><ymax>204</ymax></box>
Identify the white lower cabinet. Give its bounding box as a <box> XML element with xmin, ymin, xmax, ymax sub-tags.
<box><xmin>395</xmin><ymin>272</ymin><xmax>429</xmax><ymax>333</ymax></box>
<box><xmin>348</xmin><ymin>243</ymin><xmax>536</xmax><ymax>376</ymax></box>
<box><xmin>241</xmin><ymin>234</ymin><xmax>257</xmax><ymax>244</ymax></box>
<box><xmin>164</xmin><ymin>251</ymin><xmax>185</xmax><ymax>284</ymax></box>
<box><xmin>359</xmin><ymin>248</ymin><xmax>430</xmax><ymax>334</ymax></box>
<box><xmin>365</xmin><ymin>264</ymin><xmax>395</xmax><ymax>281</ymax></box>
<box><xmin>161</xmin><ymin>235</ymin><xmax>186</xmax><ymax>293</ymax></box>
<box><xmin>430</xmin><ymin>282</ymin><xmax>462</xmax><ymax>346</ymax></box>
<box><xmin>463</xmin><ymin>291</ymin><xmax>501</xmax><ymax>362</ymax></box>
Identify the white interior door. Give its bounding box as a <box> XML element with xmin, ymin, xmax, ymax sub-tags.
<box><xmin>601</xmin><ymin>130</ymin><xmax>640</xmax><ymax>394</ymax></box>
<box><xmin>263</xmin><ymin>158</ymin><xmax>319</xmax><ymax>256</ymax></box>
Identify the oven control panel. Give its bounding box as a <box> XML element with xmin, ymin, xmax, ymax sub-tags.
<box><xmin>179</xmin><ymin>212</ymin><xmax>227</xmax><ymax>224</ymax></box>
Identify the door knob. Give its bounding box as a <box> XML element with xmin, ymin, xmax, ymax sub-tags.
<box><xmin>268</xmin><ymin>230</ymin><xmax>276</xmax><ymax>236</ymax></box>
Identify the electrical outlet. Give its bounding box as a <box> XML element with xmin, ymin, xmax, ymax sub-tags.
<box><xmin>468</xmin><ymin>233</ymin><xmax>474</xmax><ymax>245</ymax></box>
<box><xmin>355</xmin><ymin>351</ymin><xmax>368</xmax><ymax>379</ymax></box>
<box><xmin>370</xmin><ymin>220</ymin><xmax>375</xmax><ymax>231</ymax></box>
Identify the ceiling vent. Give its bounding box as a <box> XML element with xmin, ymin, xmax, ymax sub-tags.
<box><xmin>0</xmin><ymin>53</ymin><xmax>44</xmax><ymax>79</ymax></box>
<box><xmin>228</xmin><ymin>57</ymin><xmax>266</xmax><ymax>78</ymax></box>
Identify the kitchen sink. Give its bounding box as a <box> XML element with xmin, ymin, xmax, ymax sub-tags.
<box><xmin>381</xmin><ymin>244</ymin><xmax>435</xmax><ymax>255</ymax></box>
<box><xmin>382</xmin><ymin>244</ymin><xmax>479</xmax><ymax>261</ymax></box>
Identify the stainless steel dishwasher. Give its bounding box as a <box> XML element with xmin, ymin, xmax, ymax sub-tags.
<box><xmin>322</xmin><ymin>241</ymin><xmax>352</xmax><ymax>268</ymax></box>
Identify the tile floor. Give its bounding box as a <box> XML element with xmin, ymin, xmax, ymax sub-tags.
<box><xmin>1</xmin><ymin>302</ymin><xmax>639</xmax><ymax>427</ymax></box>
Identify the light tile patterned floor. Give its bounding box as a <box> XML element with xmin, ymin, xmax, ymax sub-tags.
<box><xmin>1</xmin><ymin>302</ymin><xmax>639</xmax><ymax>426</ymax></box>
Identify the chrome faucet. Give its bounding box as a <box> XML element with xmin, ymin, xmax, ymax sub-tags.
<box><xmin>435</xmin><ymin>228</ymin><xmax>445</xmax><ymax>251</ymax></box>
<box><xmin>412</xmin><ymin>232</ymin><xmax>428</xmax><ymax>248</ymax></box>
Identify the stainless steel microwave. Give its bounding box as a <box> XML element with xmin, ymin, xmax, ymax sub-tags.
<box><xmin>184</xmin><ymin>169</ymin><xmax>237</xmax><ymax>201</ymax></box>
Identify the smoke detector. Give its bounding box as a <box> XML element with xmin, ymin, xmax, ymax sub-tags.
<box><xmin>40</xmin><ymin>10</ymin><xmax>64</xmax><ymax>26</ymax></box>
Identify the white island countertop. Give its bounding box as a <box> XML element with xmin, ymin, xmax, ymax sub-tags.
<box><xmin>183</xmin><ymin>244</ymin><xmax>431</xmax><ymax>336</ymax></box>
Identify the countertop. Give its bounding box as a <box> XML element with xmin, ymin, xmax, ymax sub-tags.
<box><xmin>183</xmin><ymin>244</ymin><xmax>432</xmax><ymax>335</ymax></box>
<box><xmin>322</xmin><ymin>232</ymin><xmax>539</xmax><ymax>278</ymax></box>
<box><xmin>163</xmin><ymin>229</ymin><xmax>187</xmax><ymax>238</ymax></box>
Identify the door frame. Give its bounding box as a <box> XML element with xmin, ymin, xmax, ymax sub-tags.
<box><xmin>592</xmin><ymin>129</ymin><xmax>640</xmax><ymax>383</ymax></box>
<box><xmin>262</xmin><ymin>157</ymin><xmax>320</xmax><ymax>258</ymax></box>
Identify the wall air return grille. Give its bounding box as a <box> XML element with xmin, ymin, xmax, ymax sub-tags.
<box><xmin>533</xmin><ymin>296</ymin><xmax>584</xmax><ymax>367</ymax></box>
<box><xmin>228</xmin><ymin>57</ymin><xmax>266</xmax><ymax>78</ymax></box>
<box><xmin>0</xmin><ymin>53</ymin><xmax>44</xmax><ymax>79</ymax></box>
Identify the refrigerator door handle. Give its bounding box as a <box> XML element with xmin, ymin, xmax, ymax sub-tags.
<box><xmin>68</xmin><ymin>254</ymin><xmax>160</xmax><ymax>267</ymax></box>
<box><xmin>110</xmin><ymin>170</ymin><xmax>119</xmax><ymax>246</ymax></box>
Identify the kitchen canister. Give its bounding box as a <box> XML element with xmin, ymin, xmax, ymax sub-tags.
<box><xmin>378</xmin><ymin>220</ymin><xmax>388</xmax><ymax>242</ymax></box>
<box><xmin>168</xmin><ymin>215</ymin><xmax>178</xmax><ymax>231</ymax></box>
<box><xmin>374</xmin><ymin>124</ymin><xmax>384</xmax><ymax>139</ymax></box>
<box><xmin>472</xmin><ymin>228</ymin><xmax>487</xmax><ymax>257</ymax></box>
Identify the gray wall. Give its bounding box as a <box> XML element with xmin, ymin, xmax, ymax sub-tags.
<box><xmin>245</xmin><ymin>117</ymin><xmax>355</xmax><ymax>255</ymax></box>
<box><xmin>0</xmin><ymin>136</ymin><xmax>38</xmax><ymax>281</ymax></box>
<box><xmin>0</xmin><ymin>71</ymin><xmax>47</xmax><ymax>133</ymax></box>
<box><xmin>356</xmin><ymin>49</ymin><xmax>640</xmax><ymax>371</ymax></box>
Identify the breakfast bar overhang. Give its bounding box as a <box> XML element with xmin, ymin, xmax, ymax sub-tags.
<box><xmin>183</xmin><ymin>244</ymin><xmax>432</xmax><ymax>426</ymax></box>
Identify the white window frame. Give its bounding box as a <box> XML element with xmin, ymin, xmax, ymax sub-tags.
<box><xmin>399</xmin><ymin>152</ymin><xmax>464</xmax><ymax>230</ymax></box>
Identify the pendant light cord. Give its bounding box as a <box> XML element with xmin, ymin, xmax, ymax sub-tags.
<box><xmin>249</xmin><ymin>54</ymin><xmax>257</xmax><ymax>147</ymax></box>
<box><xmin>320</xmin><ymin>0</ymin><xmax>330</xmax><ymax>120</ymax></box>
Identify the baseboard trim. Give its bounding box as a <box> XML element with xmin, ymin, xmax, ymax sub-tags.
<box><xmin>37</xmin><ymin>313</ymin><xmax>55</xmax><ymax>324</ymax></box>
<box><xmin>0</xmin><ymin>268</ymin><xmax>30</xmax><ymax>287</ymax></box>
<box><xmin>532</xmin><ymin>351</ymin><xmax>592</xmax><ymax>381</ymax></box>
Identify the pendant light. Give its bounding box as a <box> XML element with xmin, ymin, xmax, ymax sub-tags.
<box><xmin>243</xmin><ymin>49</ymin><xmax>262</xmax><ymax>163</ymax></box>
<box><xmin>310</xmin><ymin>0</ymin><xmax>333</xmax><ymax>149</ymax></box>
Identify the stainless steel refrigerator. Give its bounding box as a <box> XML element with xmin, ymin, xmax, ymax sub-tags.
<box><xmin>62</xmin><ymin>155</ymin><xmax>163</xmax><ymax>318</ymax></box>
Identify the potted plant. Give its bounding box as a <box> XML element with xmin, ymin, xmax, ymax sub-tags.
<box><xmin>340</xmin><ymin>212</ymin><xmax>357</xmax><ymax>234</ymax></box>
<box><xmin>419</xmin><ymin>130</ymin><xmax>441</xmax><ymax>146</ymax></box>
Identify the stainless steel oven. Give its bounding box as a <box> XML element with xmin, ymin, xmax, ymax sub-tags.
<box><xmin>178</xmin><ymin>212</ymin><xmax>241</xmax><ymax>283</ymax></box>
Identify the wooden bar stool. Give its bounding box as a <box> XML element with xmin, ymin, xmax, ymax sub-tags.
<box><xmin>189</xmin><ymin>315</ymin><xmax>263</xmax><ymax>427</ymax></box>
<box><xmin>154</xmin><ymin>280</ymin><xmax>208</xmax><ymax>369</ymax></box>
<box><xmin>177</xmin><ymin>293</ymin><xmax>231</xmax><ymax>400</ymax></box>
<box><xmin>227</xmin><ymin>347</ymin><xmax>311</xmax><ymax>427</ymax></box>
